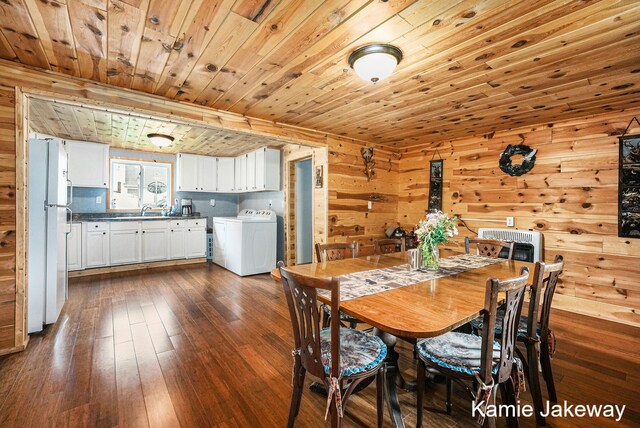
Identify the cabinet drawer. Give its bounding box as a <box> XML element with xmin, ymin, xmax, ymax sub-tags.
<box><xmin>142</xmin><ymin>221</ymin><xmax>168</xmax><ymax>230</ymax></box>
<box><xmin>85</xmin><ymin>222</ymin><xmax>108</xmax><ymax>231</ymax></box>
<box><xmin>186</xmin><ymin>219</ymin><xmax>205</xmax><ymax>228</ymax></box>
<box><xmin>110</xmin><ymin>221</ymin><xmax>141</xmax><ymax>231</ymax></box>
<box><xmin>168</xmin><ymin>220</ymin><xmax>185</xmax><ymax>228</ymax></box>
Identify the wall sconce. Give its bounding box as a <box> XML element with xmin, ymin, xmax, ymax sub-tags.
<box><xmin>361</xmin><ymin>147</ymin><xmax>375</xmax><ymax>181</ymax></box>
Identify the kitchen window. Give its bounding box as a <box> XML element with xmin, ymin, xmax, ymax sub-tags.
<box><xmin>109</xmin><ymin>159</ymin><xmax>172</xmax><ymax>210</ymax></box>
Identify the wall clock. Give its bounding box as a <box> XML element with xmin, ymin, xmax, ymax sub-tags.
<box><xmin>499</xmin><ymin>144</ymin><xmax>537</xmax><ymax>176</ymax></box>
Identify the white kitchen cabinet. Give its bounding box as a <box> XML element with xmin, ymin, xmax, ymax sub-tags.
<box><xmin>67</xmin><ymin>141</ymin><xmax>109</xmax><ymax>188</ymax></box>
<box><xmin>168</xmin><ymin>220</ymin><xmax>186</xmax><ymax>259</ymax></box>
<box><xmin>67</xmin><ymin>223</ymin><xmax>82</xmax><ymax>271</ymax></box>
<box><xmin>246</xmin><ymin>151</ymin><xmax>256</xmax><ymax>191</ymax></box>
<box><xmin>185</xmin><ymin>219</ymin><xmax>206</xmax><ymax>258</ymax></box>
<box><xmin>199</xmin><ymin>156</ymin><xmax>217</xmax><ymax>192</ymax></box>
<box><xmin>176</xmin><ymin>154</ymin><xmax>199</xmax><ymax>191</ymax></box>
<box><xmin>213</xmin><ymin>219</ymin><xmax>226</xmax><ymax>266</ymax></box>
<box><xmin>83</xmin><ymin>222</ymin><xmax>109</xmax><ymax>268</ymax></box>
<box><xmin>177</xmin><ymin>154</ymin><xmax>217</xmax><ymax>192</ymax></box>
<box><xmin>141</xmin><ymin>222</ymin><xmax>169</xmax><ymax>262</ymax></box>
<box><xmin>109</xmin><ymin>222</ymin><xmax>141</xmax><ymax>265</ymax></box>
<box><xmin>217</xmin><ymin>157</ymin><xmax>235</xmax><ymax>192</ymax></box>
<box><xmin>255</xmin><ymin>148</ymin><xmax>280</xmax><ymax>191</ymax></box>
<box><xmin>234</xmin><ymin>155</ymin><xmax>246</xmax><ymax>192</ymax></box>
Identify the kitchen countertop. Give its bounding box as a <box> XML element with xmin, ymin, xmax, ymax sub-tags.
<box><xmin>72</xmin><ymin>213</ymin><xmax>206</xmax><ymax>222</ymax></box>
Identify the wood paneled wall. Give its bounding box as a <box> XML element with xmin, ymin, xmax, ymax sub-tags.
<box><xmin>397</xmin><ymin>109</ymin><xmax>640</xmax><ymax>326</ymax></box>
<box><xmin>0</xmin><ymin>87</ymin><xmax>16</xmax><ymax>352</ymax></box>
<box><xmin>327</xmin><ymin>137</ymin><xmax>399</xmax><ymax>256</ymax></box>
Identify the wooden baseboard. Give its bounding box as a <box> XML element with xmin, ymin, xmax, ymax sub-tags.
<box><xmin>0</xmin><ymin>336</ymin><xmax>29</xmax><ymax>356</ymax></box>
<box><xmin>552</xmin><ymin>294</ymin><xmax>640</xmax><ymax>328</ymax></box>
<box><xmin>69</xmin><ymin>258</ymin><xmax>208</xmax><ymax>278</ymax></box>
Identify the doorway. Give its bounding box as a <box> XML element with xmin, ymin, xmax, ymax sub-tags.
<box><xmin>294</xmin><ymin>159</ymin><xmax>313</xmax><ymax>264</ymax></box>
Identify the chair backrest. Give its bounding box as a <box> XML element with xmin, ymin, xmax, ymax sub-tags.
<box><xmin>527</xmin><ymin>255</ymin><xmax>564</xmax><ymax>342</ymax></box>
<box><xmin>315</xmin><ymin>242</ymin><xmax>359</xmax><ymax>263</ymax></box>
<box><xmin>278</xmin><ymin>261</ymin><xmax>340</xmax><ymax>380</ymax></box>
<box><xmin>465</xmin><ymin>237</ymin><xmax>515</xmax><ymax>260</ymax></box>
<box><xmin>478</xmin><ymin>267</ymin><xmax>530</xmax><ymax>384</ymax></box>
<box><xmin>374</xmin><ymin>238</ymin><xmax>406</xmax><ymax>255</ymax></box>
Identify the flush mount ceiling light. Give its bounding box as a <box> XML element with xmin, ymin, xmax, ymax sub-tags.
<box><xmin>147</xmin><ymin>133</ymin><xmax>174</xmax><ymax>147</ymax></box>
<box><xmin>348</xmin><ymin>44</ymin><xmax>403</xmax><ymax>83</ymax></box>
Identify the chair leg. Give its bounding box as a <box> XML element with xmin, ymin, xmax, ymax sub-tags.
<box><xmin>540</xmin><ymin>343</ymin><xmax>558</xmax><ymax>404</ymax></box>
<box><xmin>525</xmin><ymin>342</ymin><xmax>546</xmax><ymax>426</ymax></box>
<box><xmin>416</xmin><ymin>360</ymin><xmax>426</xmax><ymax>428</ymax></box>
<box><xmin>500</xmin><ymin>378</ymin><xmax>519</xmax><ymax>428</ymax></box>
<box><xmin>445</xmin><ymin>377</ymin><xmax>453</xmax><ymax>415</ymax></box>
<box><xmin>376</xmin><ymin>367</ymin><xmax>385</xmax><ymax>428</ymax></box>
<box><xmin>287</xmin><ymin>360</ymin><xmax>305</xmax><ymax>428</ymax></box>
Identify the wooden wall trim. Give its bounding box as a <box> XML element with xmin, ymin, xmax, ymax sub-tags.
<box><xmin>14</xmin><ymin>88</ymin><xmax>27</xmax><ymax>348</ymax></box>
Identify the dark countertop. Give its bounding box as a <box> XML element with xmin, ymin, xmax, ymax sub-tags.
<box><xmin>72</xmin><ymin>212</ymin><xmax>205</xmax><ymax>222</ymax></box>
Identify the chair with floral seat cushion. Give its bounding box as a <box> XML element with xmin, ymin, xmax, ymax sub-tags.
<box><xmin>467</xmin><ymin>256</ymin><xmax>564</xmax><ymax>426</ymax></box>
<box><xmin>373</xmin><ymin>238</ymin><xmax>406</xmax><ymax>255</ymax></box>
<box><xmin>465</xmin><ymin>237</ymin><xmax>515</xmax><ymax>259</ymax></box>
<box><xmin>315</xmin><ymin>242</ymin><xmax>362</xmax><ymax>329</ymax></box>
<box><xmin>415</xmin><ymin>267</ymin><xmax>530</xmax><ymax>428</ymax></box>
<box><xmin>278</xmin><ymin>261</ymin><xmax>386</xmax><ymax>428</ymax></box>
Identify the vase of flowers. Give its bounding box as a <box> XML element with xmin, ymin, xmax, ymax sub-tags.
<box><xmin>415</xmin><ymin>211</ymin><xmax>458</xmax><ymax>270</ymax></box>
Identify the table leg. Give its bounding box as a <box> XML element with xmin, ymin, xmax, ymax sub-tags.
<box><xmin>374</xmin><ymin>328</ymin><xmax>405</xmax><ymax>428</ymax></box>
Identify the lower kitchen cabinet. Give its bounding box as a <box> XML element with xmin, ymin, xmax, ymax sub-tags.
<box><xmin>83</xmin><ymin>222</ymin><xmax>109</xmax><ymax>268</ymax></box>
<box><xmin>67</xmin><ymin>223</ymin><xmax>82</xmax><ymax>271</ymax></box>
<box><xmin>168</xmin><ymin>220</ymin><xmax>186</xmax><ymax>259</ymax></box>
<box><xmin>110</xmin><ymin>222</ymin><xmax>141</xmax><ymax>265</ymax></box>
<box><xmin>142</xmin><ymin>222</ymin><xmax>169</xmax><ymax>262</ymax></box>
<box><xmin>186</xmin><ymin>219</ymin><xmax>206</xmax><ymax>258</ymax></box>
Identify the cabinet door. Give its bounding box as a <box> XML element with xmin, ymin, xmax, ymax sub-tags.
<box><xmin>67</xmin><ymin>224</ymin><xmax>82</xmax><ymax>271</ymax></box>
<box><xmin>67</xmin><ymin>141</ymin><xmax>109</xmax><ymax>187</ymax></box>
<box><xmin>169</xmin><ymin>227</ymin><xmax>186</xmax><ymax>259</ymax></box>
<box><xmin>255</xmin><ymin>147</ymin><xmax>266</xmax><ymax>190</ymax></box>
<box><xmin>110</xmin><ymin>228</ymin><xmax>141</xmax><ymax>265</ymax></box>
<box><xmin>199</xmin><ymin>156</ymin><xmax>217</xmax><ymax>192</ymax></box>
<box><xmin>85</xmin><ymin>230</ymin><xmax>109</xmax><ymax>267</ymax></box>
<box><xmin>217</xmin><ymin>157</ymin><xmax>235</xmax><ymax>192</ymax></box>
<box><xmin>234</xmin><ymin>156</ymin><xmax>246</xmax><ymax>192</ymax></box>
<box><xmin>142</xmin><ymin>228</ymin><xmax>169</xmax><ymax>262</ymax></box>
<box><xmin>177</xmin><ymin>154</ymin><xmax>199</xmax><ymax>191</ymax></box>
<box><xmin>246</xmin><ymin>151</ymin><xmax>256</xmax><ymax>191</ymax></box>
<box><xmin>186</xmin><ymin>227</ymin><xmax>206</xmax><ymax>258</ymax></box>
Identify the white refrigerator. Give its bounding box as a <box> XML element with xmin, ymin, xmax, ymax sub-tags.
<box><xmin>28</xmin><ymin>138</ymin><xmax>72</xmax><ymax>333</ymax></box>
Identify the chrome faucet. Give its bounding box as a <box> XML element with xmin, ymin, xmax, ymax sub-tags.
<box><xmin>141</xmin><ymin>205</ymin><xmax>152</xmax><ymax>216</ymax></box>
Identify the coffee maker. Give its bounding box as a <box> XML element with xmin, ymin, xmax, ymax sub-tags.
<box><xmin>181</xmin><ymin>198</ymin><xmax>193</xmax><ymax>216</ymax></box>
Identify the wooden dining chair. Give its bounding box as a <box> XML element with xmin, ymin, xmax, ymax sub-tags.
<box><xmin>469</xmin><ymin>255</ymin><xmax>564</xmax><ymax>425</ymax></box>
<box><xmin>373</xmin><ymin>238</ymin><xmax>406</xmax><ymax>255</ymax></box>
<box><xmin>465</xmin><ymin>237</ymin><xmax>515</xmax><ymax>259</ymax></box>
<box><xmin>315</xmin><ymin>242</ymin><xmax>359</xmax><ymax>263</ymax></box>
<box><xmin>278</xmin><ymin>261</ymin><xmax>386</xmax><ymax>428</ymax></box>
<box><xmin>416</xmin><ymin>267</ymin><xmax>530</xmax><ymax>428</ymax></box>
<box><xmin>315</xmin><ymin>242</ymin><xmax>361</xmax><ymax>328</ymax></box>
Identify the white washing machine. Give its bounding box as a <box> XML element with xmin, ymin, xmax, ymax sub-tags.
<box><xmin>212</xmin><ymin>209</ymin><xmax>277</xmax><ymax>276</ymax></box>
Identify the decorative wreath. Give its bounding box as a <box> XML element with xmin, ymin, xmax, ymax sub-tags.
<box><xmin>499</xmin><ymin>144</ymin><xmax>537</xmax><ymax>176</ymax></box>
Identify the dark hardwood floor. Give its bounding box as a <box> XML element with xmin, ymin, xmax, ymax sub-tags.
<box><xmin>0</xmin><ymin>263</ymin><xmax>638</xmax><ymax>427</ymax></box>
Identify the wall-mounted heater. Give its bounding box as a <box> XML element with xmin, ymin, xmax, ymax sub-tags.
<box><xmin>478</xmin><ymin>228</ymin><xmax>543</xmax><ymax>263</ymax></box>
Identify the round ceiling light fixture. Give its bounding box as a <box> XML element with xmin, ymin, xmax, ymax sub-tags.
<box><xmin>147</xmin><ymin>133</ymin><xmax>174</xmax><ymax>147</ymax></box>
<box><xmin>348</xmin><ymin>44</ymin><xmax>403</xmax><ymax>83</ymax></box>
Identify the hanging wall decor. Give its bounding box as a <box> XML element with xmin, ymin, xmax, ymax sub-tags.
<box><xmin>361</xmin><ymin>147</ymin><xmax>376</xmax><ymax>181</ymax></box>
<box><xmin>619</xmin><ymin>116</ymin><xmax>640</xmax><ymax>238</ymax></box>
<box><xmin>499</xmin><ymin>144</ymin><xmax>537</xmax><ymax>176</ymax></box>
<box><xmin>428</xmin><ymin>149</ymin><xmax>443</xmax><ymax>212</ymax></box>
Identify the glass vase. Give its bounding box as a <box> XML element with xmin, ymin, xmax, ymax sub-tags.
<box><xmin>423</xmin><ymin>244</ymin><xmax>440</xmax><ymax>270</ymax></box>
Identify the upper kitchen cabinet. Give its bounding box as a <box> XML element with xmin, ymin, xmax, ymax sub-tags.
<box><xmin>234</xmin><ymin>155</ymin><xmax>246</xmax><ymax>192</ymax></box>
<box><xmin>243</xmin><ymin>148</ymin><xmax>281</xmax><ymax>192</ymax></box>
<box><xmin>66</xmin><ymin>141</ymin><xmax>109</xmax><ymax>188</ymax></box>
<box><xmin>177</xmin><ymin>154</ymin><xmax>217</xmax><ymax>192</ymax></box>
<box><xmin>217</xmin><ymin>157</ymin><xmax>235</xmax><ymax>192</ymax></box>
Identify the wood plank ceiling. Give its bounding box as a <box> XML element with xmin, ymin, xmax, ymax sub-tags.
<box><xmin>28</xmin><ymin>98</ymin><xmax>289</xmax><ymax>156</ymax></box>
<box><xmin>1</xmin><ymin>0</ymin><xmax>640</xmax><ymax>149</ymax></box>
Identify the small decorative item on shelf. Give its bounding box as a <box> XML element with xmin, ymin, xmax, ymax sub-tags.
<box><xmin>415</xmin><ymin>211</ymin><xmax>458</xmax><ymax>270</ymax></box>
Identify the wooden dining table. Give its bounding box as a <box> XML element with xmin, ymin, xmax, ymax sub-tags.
<box><xmin>271</xmin><ymin>249</ymin><xmax>534</xmax><ymax>428</ymax></box>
